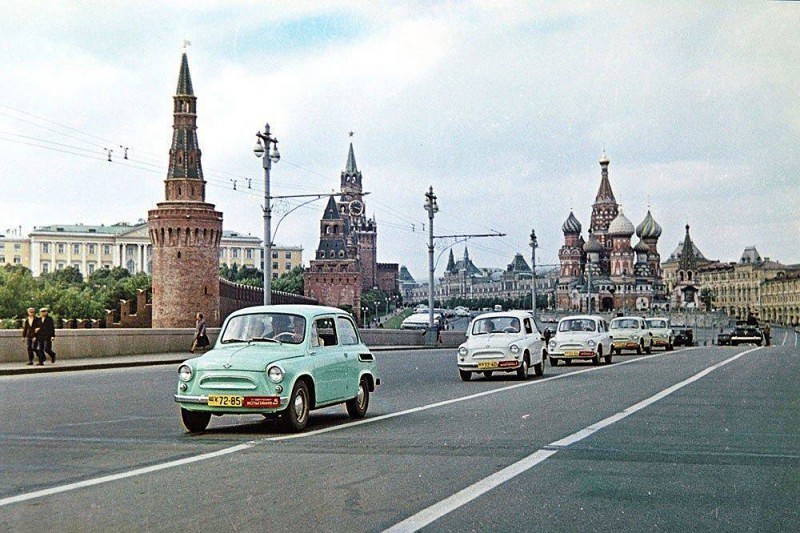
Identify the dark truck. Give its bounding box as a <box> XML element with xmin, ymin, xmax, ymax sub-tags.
<box><xmin>730</xmin><ymin>326</ymin><xmax>764</xmax><ymax>346</ymax></box>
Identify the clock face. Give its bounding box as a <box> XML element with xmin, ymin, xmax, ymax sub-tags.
<box><xmin>349</xmin><ymin>200</ymin><xmax>363</xmax><ymax>216</ymax></box>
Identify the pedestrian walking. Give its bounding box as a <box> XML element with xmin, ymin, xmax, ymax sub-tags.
<box><xmin>21</xmin><ymin>307</ymin><xmax>43</xmax><ymax>365</ymax></box>
<box><xmin>190</xmin><ymin>312</ymin><xmax>209</xmax><ymax>353</ymax></box>
<box><xmin>764</xmin><ymin>322</ymin><xmax>771</xmax><ymax>346</ymax></box>
<box><xmin>35</xmin><ymin>308</ymin><xmax>57</xmax><ymax>364</ymax></box>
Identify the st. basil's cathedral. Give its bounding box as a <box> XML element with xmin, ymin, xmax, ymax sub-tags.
<box><xmin>556</xmin><ymin>152</ymin><xmax>665</xmax><ymax>312</ymax></box>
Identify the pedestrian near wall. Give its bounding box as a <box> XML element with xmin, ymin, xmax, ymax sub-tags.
<box><xmin>764</xmin><ymin>322</ymin><xmax>771</xmax><ymax>346</ymax></box>
<box><xmin>36</xmin><ymin>308</ymin><xmax>57</xmax><ymax>364</ymax></box>
<box><xmin>190</xmin><ymin>312</ymin><xmax>209</xmax><ymax>354</ymax></box>
<box><xmin>21</xmin><ymin>307</ymin><xmax>43</xmax><ymax>365</ymax></box>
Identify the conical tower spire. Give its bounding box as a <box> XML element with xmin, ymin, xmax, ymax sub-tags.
<box><xmin>446</xmin><ymin>249</ymin><xmax>456</xmax><ymax>272</ymax></box>
<box><xmin>346</xmin><ymin>142</ymin><xmax>358</xmax><ymax>173</ymax></box>
<box><xmin>176</xmin><ymin>52</ymin><xmax>194</xmax><ymax>96</ymax></box>
<box><xmin>595</xmin><ymin>151</ymin><xmax>615</xmax><ymax>203</ymax></box>
<box><xmin>679</xmin><ymin>224</ymin><xmax>698</xmax><ymax>271</ymax></box>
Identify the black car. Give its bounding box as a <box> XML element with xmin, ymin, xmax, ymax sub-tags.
<box><xmin>717</xmin><ymin>330</ymin><xmax>733</xmax><ymax>346</ymax></box>
<box><xmin>730</xmin><ymin>327</ymin><xmax>763</xmax><ymax>346</ymax></box>
<box><xmin>673</xmin><ymin>328</ymin><xmax>694</xmax><ymax>347</ymax></box>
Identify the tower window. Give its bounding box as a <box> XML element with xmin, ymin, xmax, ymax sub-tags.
<box><xmin>177</xmin><ymin>251</ymin><xmax>182</xmax><ymax>259</ymax></box>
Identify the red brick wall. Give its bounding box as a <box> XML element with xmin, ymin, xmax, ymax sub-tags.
<box><xmin>304</xmin><ymin>265</ymin><xmax>362</xmax><ymax>320</ymax></box>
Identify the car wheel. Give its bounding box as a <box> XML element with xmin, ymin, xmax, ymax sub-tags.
<box><xmin>346</xmin><ymin>377</ymin><xmax>370</xmax><ymax>419</ymax></box>
<box><xmin>517</xmin><ymin>355</ymin><xmax>529</xmax><ymax>380</ymax></box>
<box><xmin>533</xmin><ymin>355</ymin><xmax>544</xmax><ymax>377</ymax></box>
<box><xmin>604</xmin><ymin>350</ymin><xmax>613</xmax><ymax>365</ymax></box>
<box><xmin>181</xmin><ymin>408</ymin><xmax>210</xmax><ymax>433</ymax></box>
<box><xmin>645</xmin><ymin>341</ymin><xmax>652</xmax><ymax>354</ymax></box>
<box><xmin>565</xmin><ymin>358</ymin><xmax>572</xmax><ymax>365</ymax></box>
<box><xmin>614</xmin><ymin>347</ymin><xmax>621</xmax><ymax>355</ymax></box>
<box><xmin>592</xmin><ymin>347</ymin><xmax>601</xmax><ymax>365</ymax></box>
<box><xmin>459</xmin><ymin>369</ymin><xmax>472</xmax><ymax>381</ymax></box>
<box><xmin>483</xmin><ymin>371</ymin><xmax>493</xmax><ymax>378</ymax></box>
<box><xmin>282</xmin><ymin>380</ymin><xmax>310</xmax><ymax>432</ymax></box>
<box><xmin>636</xmin><ymin>342</ymin><xmax>642</xmax><ymax>355</ymax></box>
<box><xmin>549</xmin><ymin>357</ymin><xmax>559</xmax><ymax>367</ymax></box>
<box><xmin>667</xmin><ymin>340</ymin><xmax>673</xmax><ymax>351</ymax></box>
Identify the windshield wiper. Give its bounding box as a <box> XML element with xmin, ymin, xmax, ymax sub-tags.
<box><xmin>221</xmin><ymin>339</ymin><xmax>247</xmax><ymax>344</ymax></box>
<box><xmin>249</xmin><ymin>337</ymin><xmax>281</xmax><ymax>344</ymax></box>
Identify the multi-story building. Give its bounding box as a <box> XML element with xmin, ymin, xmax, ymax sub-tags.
<box><xmin>760</xmin><ymin>270</ymin><xmax>800</xmax><ymax>326</ymax></box>
<box><xmin>3</xmin><ymin>224</ymin><xmax>302</xmax><ymax>278</ymax></box>
<box><xmin>0</xmin><ymin>229</ymin><xmax>31</xmax><ymax>269</ymax></box>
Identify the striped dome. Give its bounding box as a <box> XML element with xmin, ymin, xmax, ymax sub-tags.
<box><xmin>561</xmin><ymin>211</ymin><xmax>582</xmax><ymax>234</ymax></box>
<box><xmin>636</xmin><ymin>210</ymin><xmax>662</xmax><ymax>239</ymax></box>
<box><xmin>608</xmin><ymin>209</ymin><xmax>635</xmax><ymax>236</ymax></box>
<box><xmin>634</xmin><ymin>238</ymin><xmax>650</xmax><ymax>254</ymax></box>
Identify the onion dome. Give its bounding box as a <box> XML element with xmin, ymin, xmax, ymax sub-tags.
<box><xmin>636</xmin><ymin>209</ymin><xmax>662</xmax><ymax>239</ymax></box>
<box><xmin>561</xmin><ymin>211</ymin><xmax>582</xmax><ymax>234</ymax></box>
<box><xmin>608</xmin><ymin>209</ymin><xmax>635</xmax><ymax>236</ymax></box>
<box><xmin>634</xmin><ymin>238</ymin><xmax>649</xmax><ymax>254</ymax></box>
<box><xmin>583</xmin><ymin>232</ymin><xmax>603</xmax><ymax>253</ymax></box>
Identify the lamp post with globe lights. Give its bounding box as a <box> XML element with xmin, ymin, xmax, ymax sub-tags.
<box><xmin>253</xmin><ymin>123</ymin><xmax>280</xmax><ymax>305</ymax></box>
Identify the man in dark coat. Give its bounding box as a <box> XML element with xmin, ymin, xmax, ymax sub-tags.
<box><xmin>35</xmin><ymin>308</ymin><xmax>57</xmax><ymax>364</ymax></box>
<box><xmin>21</xmin><ymin>307</ymin><xmax>43</xmax><ymax>365</ymax></box>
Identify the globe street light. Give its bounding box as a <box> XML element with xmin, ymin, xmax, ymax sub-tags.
<box><xmin>253</xmin><ymin>123</ymin><xmax>280</xmax><ymax>305</ymax></box>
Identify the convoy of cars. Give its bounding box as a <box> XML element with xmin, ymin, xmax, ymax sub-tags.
<box><xmin>547</xmin><ymin>315</ymin><xmax>613</xmax><ymax>366</ymax></box>
<box><xmin>175</xmin><ymin>305</ymin><xmax>380</xmax><ymax>433</ymax></box>
<box><xmin>456</xmin><ymin>310</ymin><xmax>546</xmax><ymax>381</ymax></box>
<box><xmin>609</xmin><ymin>316</ymin><xmax>654</xmax><ymax>355</ymax></box>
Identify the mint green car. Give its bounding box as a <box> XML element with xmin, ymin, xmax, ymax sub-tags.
<box><xmin>174</xmin><ymin>305</ymin><xmax>380</xmax><ymax>433</ymax></box>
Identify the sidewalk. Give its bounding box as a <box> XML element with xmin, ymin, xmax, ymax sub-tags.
<box><xmin>0</xmin><ymin>345</ymin><xmax>444</xmax><ymax>376</ymax></box>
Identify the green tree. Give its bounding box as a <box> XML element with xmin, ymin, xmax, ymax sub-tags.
<box><xmin>0</xmin><ymin>265</ymin><xmax>37</xmax><ymax>318</ymax></box>
<box><xmin>273</xmin><ymin>266</ymin><xmax>304</xmax><ymax>295</ymax></box>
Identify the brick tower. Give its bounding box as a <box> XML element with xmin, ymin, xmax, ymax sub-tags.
<box><xmin>337</xmin><ymin>143</ymin><xmax>377</xmax><ymax>290</ymax></box>
<box><xmin>148</xmin><ymin>53</ymin><xmax>223</xmax><ymax>327</ymax></box>
<box><xmin>590</xmin><ymin>150</ymin><xmax>619</xmax><ymax>276</ymax></box>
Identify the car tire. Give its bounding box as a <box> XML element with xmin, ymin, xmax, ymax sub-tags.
<box><xmin>533</xmin><ymin>355</ymin><xmax>544</xmax><ymax>377</ymax></box>
<box><xmin>549</xmin><ymin>357</ymin><xmax>559</xmax><ymax>367</ymax></box>
<box><xmin>565</xmin><ymin>359</ymin><xmax>572</xmax><ymax>365</ymax></box>
<box><xmin>604</xmin><ymin>350</ymin><xmax>613</xmax><ymax>364</ymax></box>
<box><xmin>282</xmin><ymin>380</ymin><xmax>310</xmax><ymax>432</ymax></box>
<box><xmin>181</xmin><ymin>408</ymin><xmax>211</xmax><ymax>433</ymax></box>
<box><xmin>645</xmin><ymin>341</ymin><xmax>652</xmax><ymax>355</ymax></box>
<box><xmin>517</xmin><ymin>355</ymin><xmax>529</xmax><ymax>380</ymax></box>
<box><xmin>459</xmin><ymin>369</ymin><xmax>472</xmax><ymax>381</ymax></box>
<box><xmin>346</xmin><ymin>377</ymin><xmax>370</xmax><ymax>419</ymax></box>
<box><xmin>614</xmin><ymin>347</ymin><xmax>621</xmax><ymax>355</ymax></box>
<box><xmin>636</xmin><ymin>342</ymin><xmax>642</xmax><ymax>355</ymax></box>
<box><xmin>483</xmin><ymin>371</ymin><xmax>493</xmax><ymax>378</ymax></box>
<box><xmin>592</xmin><ymin>348</ymin><xmax>601</xmax><ymax>366</ymax></box>
<box><xmin>667</xmin><ymin>340</ymin><xmax>673</xmax><ymax>351</ymax></box>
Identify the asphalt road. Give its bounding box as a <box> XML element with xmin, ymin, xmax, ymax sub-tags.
<box><xmin>1</xmin><ymin>328</ymin><xmax>798</xmax><ymax>532</ymax></box>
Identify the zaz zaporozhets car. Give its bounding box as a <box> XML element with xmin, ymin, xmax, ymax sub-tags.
<box><xmin>175</xmin><ymin>305</ymin><xmax>380</xmax><ymax>433</ymax></box>
<box><xmin>609</xmin><ymin>316</ymin><xmax>654</xmax><ymax>355</ymax></box>
<box><xmin>548</xmin><ymin>315</ymin><xmax>613</xmax><ymax>365</ymax></box>
<box><xmin>645</xmin><ymin>317</ymin><xmax>674</xmax><ymax>351</ymax></box>
<box><xmin>457</xmin><ymin>311</ymin><xmax>546</xmax><ymax>381</ymax></box>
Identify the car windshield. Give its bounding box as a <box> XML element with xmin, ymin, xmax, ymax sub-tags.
<box><xmin>558</xmin><ymin>319</ymin><xmax>596</xmax><ymax>332</ymax></box>
<box><xmin>610</xmin><ymin>318</ymin><xmax>641</xmax><ymax>329</ymax></box>
<box><xmin>220</xmin><ymin>313</ymin><xmax>306</xmax><ymax>345</ymax></box>
<box><xmin>472</xmin><ymin>317</ymin><xmax>521</xmax><ymax>335</ymax></box>
<box><xmin>647</xmin><ymin>319</ymin><xmax>667</xmax><ymax>329</ymax></box>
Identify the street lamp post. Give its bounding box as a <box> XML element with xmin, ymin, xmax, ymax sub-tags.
<box><xmin>529</xmin><ymin>229</ymin><xmax>538</xmax><ymax>318</ymax></box>
<box><xmin>424</xmin><ymin>187</ymin><xmax>439</xmax><ymax>328</ymax></box>
<box><xmin>586</xmin><ymin>257</ymin><xmax>592</xmax><ymax>313</ymax></box>
<box><xmin>253</xmin><ymin>123</ymin><xmax>280</xmax><ymax>305</ymax></box>
<box><xmin>621</xmin><ymin>268</ymin><xmax>627</xmax><ymax>315</ymax></box>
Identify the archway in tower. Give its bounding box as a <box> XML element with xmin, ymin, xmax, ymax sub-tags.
<box><xmin>601</xmin><ymin>297</ymin><xmax>614</xmax><ymax>312</ymax></box>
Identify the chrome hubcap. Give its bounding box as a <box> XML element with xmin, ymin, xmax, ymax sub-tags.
<box><xmin>357</xmin><ymin>383</ymin><xmax>366</xmax><ymax>408</ymax></box>
<box><xmin>294</xmin><ymin>391</ymin><xmax>306</xmax><ymax>418</ymax></box>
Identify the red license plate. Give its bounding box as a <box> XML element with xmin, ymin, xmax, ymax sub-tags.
<box><xmin>579</xmin><ymin>351</ymin><xmax>595</xmax><ymax>356</ymax></box>
<box><xmin>498</xmin><ymin>361</ymin><xmax>518</xmax><ymax>368</ymax></box>
<box><xmin>243</xmin><ymin>396</ymin><xmax>280</xmax><ymax>408</ymax></box>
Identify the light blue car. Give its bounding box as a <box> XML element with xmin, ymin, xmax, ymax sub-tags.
<box><xmin>175</xmin><ymin>305</ymin><xmax>380</xmax><ymax>432</ymax></box>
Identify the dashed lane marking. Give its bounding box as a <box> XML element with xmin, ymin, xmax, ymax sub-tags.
<box><xmin>384</xmin><ymin>346</ymin><xmax>763</xmax><ymax>533</ymax></box>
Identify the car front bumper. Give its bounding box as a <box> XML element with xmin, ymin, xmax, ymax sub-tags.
<box><xmin>175</xmin><ymin>393</ymin><xmax>290</xmax><ymax>412</ymax></box>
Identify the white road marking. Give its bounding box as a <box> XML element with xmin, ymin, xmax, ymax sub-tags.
<box><xmin>0</xmin><ymin>346</ymin><xmax>706</xmax><ymax>508</ymax></box>
<box><xmin>0</xmin><ymin>443</ymin><xmax>254</xmax><ymax>507</ymax></box>
<box><xmin>384</xmin><ymin>346</ymin><xmax>762</xmax><ymax>533</ymax></box>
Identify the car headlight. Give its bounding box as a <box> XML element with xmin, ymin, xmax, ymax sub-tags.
<box><xmin>458</xmin><ymin>346</ymin><xmax>468</xmax><ymax>356</ymax></box>
<box><xmin>178</xmin><ymin>365</ymin><xmax>193</xmax><ymax>382</ymax></box>
<box><xmin>588</xmin><ymin>339</ymin><xmax>596</xmax><ymax>347</ymax></box>
<box><xmin>548</xmin><ymin>340</ymin><xmax>556</xmax><ymax>348</ymax></box>
<box><xmin>510</xmin><ymin>344</ymin><xmax>520</xmax><ymax>354</ymax></box>
<box><xmin>267</xmin><ymin>365</ymin><xmax>284</xmax><ymax>383</ymax></box>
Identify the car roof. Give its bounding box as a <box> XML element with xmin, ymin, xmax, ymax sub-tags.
<box><xmin>227</xmin><ymin>304</ymin><xmax>350</xmax><ymax>319</ymax></box>
<box><xmin>559</xmin><ymin>315</ymin><xmax>601</xmax><ymax>322</ymax></box>
<box><xmin>471</xmin><ymin>311</ymin><xmax>532</xmax><ymax>320</ymax></box>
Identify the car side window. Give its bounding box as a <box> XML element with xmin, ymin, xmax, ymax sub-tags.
<box><xmin>524</xmin><ymin>318</ymin><xmax>533</xmax><ymax>335</ymax></box>
<box><xmin>315</xmin><ymin>317</ymin><xmax>338</xmax><ymax>347</ymax></box>
<box><xmin>336</xmin><ymin>316</ymin><xmax>360</xmax><ymax>346</ymax></box>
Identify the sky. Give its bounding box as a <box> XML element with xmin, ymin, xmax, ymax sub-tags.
<box><xmin>1</xmin><ymin>1</ymin><xmax>798</xmax><ymax>282</ymax></box>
